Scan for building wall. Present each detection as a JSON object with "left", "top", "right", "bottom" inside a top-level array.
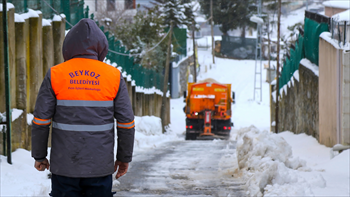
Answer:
[
  {"left": 324, "top": 7, "right": 347, "bottom": 17},
  {"left": 319, "top": 35, "right": 344, "bottom": 147},
  {"left": 84, "top": 0, "right": 97, "bottom": 13},
  {"left": 342, "top": 50, "right": 350, "bottom": 145},
  {"left": 85, "top": 0, "right": 125, "bottom": 16}
]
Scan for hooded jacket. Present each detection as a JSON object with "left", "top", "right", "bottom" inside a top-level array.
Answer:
[{"left": 31, "top": 18, "right": 135, "bottom": 178}]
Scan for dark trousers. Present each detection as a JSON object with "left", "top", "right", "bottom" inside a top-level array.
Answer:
[{"left": 50, "top": 174, "right": 113, "bottom": 197}]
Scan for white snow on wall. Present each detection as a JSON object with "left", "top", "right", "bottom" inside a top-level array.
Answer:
[
  {"left": 0, "top": 3, "right": 14, "bottom": 11},
  {"left": 27, "top": 113, "right": 34, "bottom": 125},
  {"left": 293, "top": 70, "right": 300, "bottom": 82},
  {"left": 272, "top": 90, "right": 277, "bottom": 102},
  {"left": 323, "top": 1, "right": 350, "bottom": 9},
  {"left": 300, "top": 58, "right": 319, "bottom": 76},
  {"left": 271, "top": 79, "right": 276, "bottom": 85},
  {"left": 52, "top": 14, "right": 65, "bottom": 22},
  {"left": 127, "top": 74, "right": 132, "bottom": 82},
  {"left": 103, "top": 58, "right": 166, "bottom": 95},
  {"left": 320, "top": 31, "right": 350, "bottom": 50},
  {"left": 42, "top": 19, "right": 51, "bottom": 27},
  {"left": 332, "top": 9, "right": 350, "bottom": 22},
  {"left": 0, "top": 109, "right": 23, "bottom": 122},
  {"left": 35, "top": 10, "right": 42, "bottom": 15},
  {"left": 21, "top": 9, "right": 39, "bottom": 19},
  {"left": 14, "top": 13, "right": 25, "bottom": 23}
]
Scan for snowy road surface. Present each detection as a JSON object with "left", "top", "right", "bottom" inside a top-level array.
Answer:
[{"left": 113, "top": 140, "right": 245, "bottom": 197}]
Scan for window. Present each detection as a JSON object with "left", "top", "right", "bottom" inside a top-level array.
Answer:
[
  {"left": 125, "top": 0, "right": 135, "bottom": 9},
  {"left": 107, "top": 0, "right": 115, "bottom": 11}
]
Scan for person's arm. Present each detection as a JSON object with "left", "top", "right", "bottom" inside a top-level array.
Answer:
[
  {"left": 31, "top": 69, "right": 56, "bottom": 170},
  {"left": 114, "top": 73, "right": 135, "bottom": 178}
]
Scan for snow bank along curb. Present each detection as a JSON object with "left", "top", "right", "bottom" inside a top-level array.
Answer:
[{"left": 235, "top": 126, "right": 326, "bottom": 196}]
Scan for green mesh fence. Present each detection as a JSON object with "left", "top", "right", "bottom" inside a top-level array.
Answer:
[
  {"left": 279, "top": 34, "right": 305, "bottom": 90},
  {"left": 99, "top": 23, "right": 165, "bottom": 91},
  {"left": 278, "top": 11, "right": 329, "bottom": 90},
  {"left": 8, "top": 0, "right": 169, "bottom": 91},
  {"left": 165, "top": 27, "right": 187, "bottom": 57},
  {"left": 8, "top": 0, "right": 85, "bottom": 29},
  {"left": 304, "top": 18, "right": 329, "bottom": 65}
]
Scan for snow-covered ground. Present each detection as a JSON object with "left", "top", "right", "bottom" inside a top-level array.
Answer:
[{"left": 2, "top": 47, "right": 349, "bottom": 196}]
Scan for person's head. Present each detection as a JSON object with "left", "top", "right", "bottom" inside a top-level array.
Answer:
[{"left": 62, "top": 18, "right": 108, "bottom": 62}]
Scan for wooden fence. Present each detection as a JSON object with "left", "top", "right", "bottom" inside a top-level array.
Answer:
[{"left": 0, "top": 8, "right": 170, "bottom": 154}]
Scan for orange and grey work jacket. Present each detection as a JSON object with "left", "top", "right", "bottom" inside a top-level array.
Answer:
[{"left": 31, "top": 18, "right": 135, "bottom": 178}]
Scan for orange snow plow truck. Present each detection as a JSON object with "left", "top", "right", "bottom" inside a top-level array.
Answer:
[{"left": 184, "top": 78, "right": 235, "bottom": 140}]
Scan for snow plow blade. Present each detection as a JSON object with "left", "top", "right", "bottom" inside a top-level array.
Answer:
[{"left": 196, "top": 134, "right": 229, "bottom": 140}]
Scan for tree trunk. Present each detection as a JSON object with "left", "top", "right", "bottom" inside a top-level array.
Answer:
[
  {"left": 275, "top": 0, "right": 281, "bottom": 133},
  {"left": 240, "top": 25, "right": 246, "bottom": 38}
]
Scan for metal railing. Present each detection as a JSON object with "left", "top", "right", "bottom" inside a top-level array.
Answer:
[{"left": 330, "top": 18, "right": 348, "bottom": 47}]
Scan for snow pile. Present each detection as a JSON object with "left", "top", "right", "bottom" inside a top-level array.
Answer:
[
  {"left": 135, "top": 116, "right": 162, "bottom": 136},
  {"left": 0, "top": 149, "right": 51, "bottom": 196},
  {"left": 132, "top": 115, "right": 183, "bottom": 151},
  {"left": 235, "top": 126, "right": 326, "bottom": 196}
]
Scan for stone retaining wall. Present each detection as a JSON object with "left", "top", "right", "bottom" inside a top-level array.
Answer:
[{"left": 271, "top": 63, "right": 319, "bottom": 140}]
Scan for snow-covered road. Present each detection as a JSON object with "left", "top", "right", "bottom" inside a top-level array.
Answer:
[{"left": 114, "top": 140, "right": 244, "bottom": 196}]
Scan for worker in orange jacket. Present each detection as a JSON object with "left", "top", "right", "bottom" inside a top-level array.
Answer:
[{"left": 31, "top": 18, "right": 135, "bottom": 197}]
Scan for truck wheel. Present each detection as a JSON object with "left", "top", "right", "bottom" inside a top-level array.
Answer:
[{"left": 185, "top": 133, "right": 197, "bottom": 140}]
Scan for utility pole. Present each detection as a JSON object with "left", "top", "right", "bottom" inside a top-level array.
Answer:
[
  {"left": 210, "top": 0, "right": 215, "bottom": 64},
  {"left": 267, "top": 17, "right": 271, "bottom": 84},
  {"left": 2, "top": 0, "right": 12, "bottom": 164},
  {"left": 253, "top": 0, "right": 263, "bottom": 102},
  {"left": 192, "top": 21, "right": 197, "bottom": 82},
  {"left": 161, "top": 22, "right": 173, "bottom": 133},
  {"left": 275, "top": 0, "right": 281, "bottom": 133}
]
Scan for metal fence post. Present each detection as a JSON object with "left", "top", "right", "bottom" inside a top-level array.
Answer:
[
  {"left": 344, "top": 22, "right": 347, "bottom": 46},
  {"left": 2, "top": 0, "right": 12, "bottom": 164}
]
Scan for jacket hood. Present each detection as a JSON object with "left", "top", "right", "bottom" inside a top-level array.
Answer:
[{"left": 62, "top": 18, "right": 108, "bottom": 62}]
